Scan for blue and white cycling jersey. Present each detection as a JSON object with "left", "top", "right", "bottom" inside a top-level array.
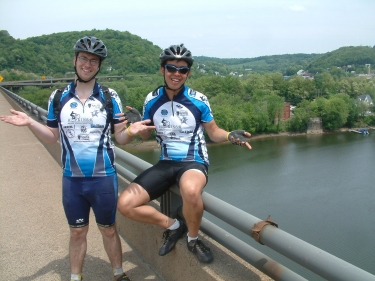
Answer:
[
  {"left": 143, "top": 86, "right": 213, "bottom": 166},
  {"left": 46, "top": 82, "right": 123, "bottom": 177}
]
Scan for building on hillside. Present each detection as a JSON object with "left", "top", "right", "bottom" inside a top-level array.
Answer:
[
  {"left": 356, "top": 94, "right": 373, "bottom": 115},
  {"left": 274, "top": 102, "right": 291, "bottom": 125}
]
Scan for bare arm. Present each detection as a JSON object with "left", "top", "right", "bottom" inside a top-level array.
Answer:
[
  {"left": 203, "top": 120, "right": 252, "bottom": 149},
  {"left": 0, "top": 109, "right": 59, "bottom": 144},
  {"left": 202, "top": 120, "right": 229, "bottom": 143}
]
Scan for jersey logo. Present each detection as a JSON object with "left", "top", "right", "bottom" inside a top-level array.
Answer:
[
  {"left": 70, "top": 102, "right": 78, "bottom": 109},
  {"left": 161, "top": 109, "right": 168, "bottom": 116},
  {"left": 161, "top": 119, "right": 170, "bottom": 126}
]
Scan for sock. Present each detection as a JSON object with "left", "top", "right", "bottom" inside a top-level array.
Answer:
[
  {"left": 187, "top": 233, "right": 198, "bottom": 243},
  {"left": 113, "top": 268, "right": 124, "bottom": 276},
  {"left": 167, "top": 219, "right": 180, "bottom": 230},
  {"left": 70, "top": 273, "right": 82, "bottom": 281}
]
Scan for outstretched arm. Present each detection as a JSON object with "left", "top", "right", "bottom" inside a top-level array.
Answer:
[
  {"left": 0, "top": 109, "right": 59, "bottom": 144},
  {"left": 202, "top": 120, "right": 252, "bottom": 149}
]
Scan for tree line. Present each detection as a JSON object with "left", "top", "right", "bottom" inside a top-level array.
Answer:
[
  {"left": 1, "top": 29, "right": 374, "bottom": 135},
  {"left": 5, "top": 69, "right": 375, "bottom": 135}
]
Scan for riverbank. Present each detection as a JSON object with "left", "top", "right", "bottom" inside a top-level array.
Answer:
[
  {"left": 120, "top": 132, "right": 307, "bottom": 151},
  {"left": 119, "top": 127, "right": 373, "bottom": 151}
]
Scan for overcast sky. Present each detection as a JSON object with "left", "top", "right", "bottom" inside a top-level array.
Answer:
[{"left": 1, "top": 0, "right": 374, "bottom": 58}]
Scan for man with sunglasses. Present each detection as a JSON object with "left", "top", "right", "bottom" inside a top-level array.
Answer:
[
  {"left": 0, "top": 36, "right": 155, "bottom": 281},
  {"left": 118, "top": 44, "right": 252, "bottom": 263}
]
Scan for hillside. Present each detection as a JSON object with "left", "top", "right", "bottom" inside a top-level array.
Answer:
[
  {"left": 194, "top": 53, "right": 321, "bottom": 75},
  {"left": 0, "top": 29, "right": 374, "bottom": 77},
  {"left": 307, "top": 46, "right": 375, "bottom": 73},
  {"left": 0, "top": 29, "right": 162, "bottom": 77}
]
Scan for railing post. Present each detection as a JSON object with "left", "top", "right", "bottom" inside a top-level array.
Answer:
[{"left": 160, "top": 190, "right": 183, "bottom": 219}]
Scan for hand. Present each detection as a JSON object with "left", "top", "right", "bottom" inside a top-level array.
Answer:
[
  {"left": 228, "top": 130, "right": 252, "bottom": 149},
  {"left": 127, "top": 119, "right": 155, "bottom": 136},
  {"left": 0, "top": 109, "right": 31, "bottom": 126},
  {"left": 124, "top": 106, "right": 142, "bottom": 124}
]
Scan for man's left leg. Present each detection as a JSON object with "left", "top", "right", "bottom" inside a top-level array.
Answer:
[
  {"left": 98, "top": 224, "right": 131, "bottom": 281},
  {"left": 93, "top": 175, "right": 132, "bottom": 281},
  {"left": 179, "top": 169, "right": 214, "bottom": 263}
]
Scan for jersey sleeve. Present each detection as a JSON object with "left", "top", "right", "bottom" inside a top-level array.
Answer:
[
  {"left": 109, "top": 88, "right": 124, "bottom": 125},
  {"left": 142, "top": 91, "right": 155, "bottom": 123},
  {"left": 194, "top": 90, "right": 214, "bottom": 123},
  {"left": 46, "top": 89, "right": 59, "bottom": 128}
]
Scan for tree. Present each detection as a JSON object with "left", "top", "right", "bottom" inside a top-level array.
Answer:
[{"left": 322, "top": 96, "right": 349, "bottom": 130}]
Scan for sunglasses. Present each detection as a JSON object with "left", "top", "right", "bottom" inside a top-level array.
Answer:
[{"left": 164, "top": 64, "right": 190, "bottom": 74}]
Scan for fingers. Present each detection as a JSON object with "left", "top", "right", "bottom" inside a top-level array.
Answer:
[
  {"left": 244, "top": 142, "right": 252, "bottom": 149},
  {"left": 229, "top": 135, "right": 252, "bottom": 149},
  {"left": 115, "top": 113, "right": 127, "bottom": 121},
  {"left": 142, "top": 119, "right": 152, "bottom": 125}
]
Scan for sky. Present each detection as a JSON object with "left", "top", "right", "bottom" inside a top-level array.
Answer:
[{"left": 1, "top": 0, "right": 374, "bottom": 59}]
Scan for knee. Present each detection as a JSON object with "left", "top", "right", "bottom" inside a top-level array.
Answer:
[
  {"left": 117, "top": 184, "right": 148, "bottom": 218},
  {"left": 181, "top": 187, "right": 202, "bottom": 206},
  {"left": 99, "top": 225, "right": 117, "bottom": 239},
  {"left": 70, "top": 227, "right": 88, "bottom": 241},
  {"left": 117, "top": 195, "right": 134, "bottom": 218}
]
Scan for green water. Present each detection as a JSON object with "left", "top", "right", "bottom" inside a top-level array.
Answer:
[{"left": 119, "top": 131, "right": 375, "bottom": 280}]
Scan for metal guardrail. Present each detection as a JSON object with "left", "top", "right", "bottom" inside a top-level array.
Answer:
[{"left": 2, "top": 86, "right": 375, "bottom": 281}]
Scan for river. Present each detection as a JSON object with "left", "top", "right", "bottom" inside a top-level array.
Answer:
[{"left": 119, "top": 131, "right": 375, "bottom": 280}]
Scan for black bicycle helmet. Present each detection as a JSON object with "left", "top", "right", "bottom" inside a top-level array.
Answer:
[
  {"left": 160, "top": 43, "right": 194, "bottom": 67},
  {"left": 73, "top": 36, "right": 107, "bottom": 60}
]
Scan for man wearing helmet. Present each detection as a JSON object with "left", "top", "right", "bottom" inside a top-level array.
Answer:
[
  {"left": 0, "top": 36, "right": 154, "bottom": 281},
  {"left": 117, "top": 44, "right": 252, "bottom": 263}
]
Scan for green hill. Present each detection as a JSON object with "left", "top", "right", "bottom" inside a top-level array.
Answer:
[
  {"left": 307, "top": 46, "right": 375, "bottom": 73},
  {"left": 0, "top": 29, "right": 374, "bottom": 77},
  {"left": 0, "top": 29, "right": 162, "bottom": 77},
  {"left": 194, "top": 53, "right": 321, "bottom": 75}
]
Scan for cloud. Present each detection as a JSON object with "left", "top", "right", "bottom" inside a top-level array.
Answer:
[{"left": 288, "top": 5, "right": 306, "bottom": 12}]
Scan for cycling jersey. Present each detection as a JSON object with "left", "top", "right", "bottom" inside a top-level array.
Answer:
[
  {"left": 46, "top": 81, "right": 123, "bottom": 177},
  {"left": 142, "top": 86, "right": 213, "bottom": 166}
]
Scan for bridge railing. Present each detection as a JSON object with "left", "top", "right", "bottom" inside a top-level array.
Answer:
[{"left": 2, "top": 86, "right": 374, "bottom": 281}]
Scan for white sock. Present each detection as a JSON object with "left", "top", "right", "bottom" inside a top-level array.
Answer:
[
  {"left": 70, "top": 273, "right": 82, "bottom": 281},
  {"left": 187, "top": 233, "right": 198, "bottom": 243},
  {"left": 113, "top": 268, "right": 124, "bottom": 276},
  {"left": 167, "top": 219, "right": 180, "bottom": 230}
]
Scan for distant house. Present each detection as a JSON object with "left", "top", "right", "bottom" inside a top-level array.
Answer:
[
  {"left": 357, "top": 94, "right": 373, "bottom": 105},
  {"left": 356, "top": 94, "right": 373, "bottom": 115},
  {"left": 297, "top": 69, "right": 305, "bottom": 76}
]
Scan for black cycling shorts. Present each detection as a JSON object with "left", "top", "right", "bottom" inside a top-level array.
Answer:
[{"left": 133, "top": 160, "right": 208, "bottom": 201}]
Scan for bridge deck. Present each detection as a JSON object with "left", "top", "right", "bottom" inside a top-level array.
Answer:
[{"left": 0, "top": 93, "right": 162, "bottom": 281}]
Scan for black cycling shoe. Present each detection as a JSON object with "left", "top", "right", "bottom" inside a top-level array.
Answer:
[
  {"left": 158, "top": 220, "right": 187, "bottom": 256},
  {"left": 114, "top": 272, "right": 132, "bottom": 281},
  {"left": 187, "top": 237, "right": 214, "bottom": 263}
]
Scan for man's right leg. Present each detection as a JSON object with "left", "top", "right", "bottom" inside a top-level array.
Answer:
[
  {"left": 117, "top": 182, "right": 173, "bottom": 228},
  {"left": 63, "top": 176, "right": 91, "bottom": 280},
  {"left": 69, "top": 226, "right": 89, "bottom": 278},
  {"left": 118, "top": 183, "right": 186, "bottom": 256}
]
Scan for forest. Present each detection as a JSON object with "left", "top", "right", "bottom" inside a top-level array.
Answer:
[{"left": 1, "top": 29, "right": 375, "bottom": 135}]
